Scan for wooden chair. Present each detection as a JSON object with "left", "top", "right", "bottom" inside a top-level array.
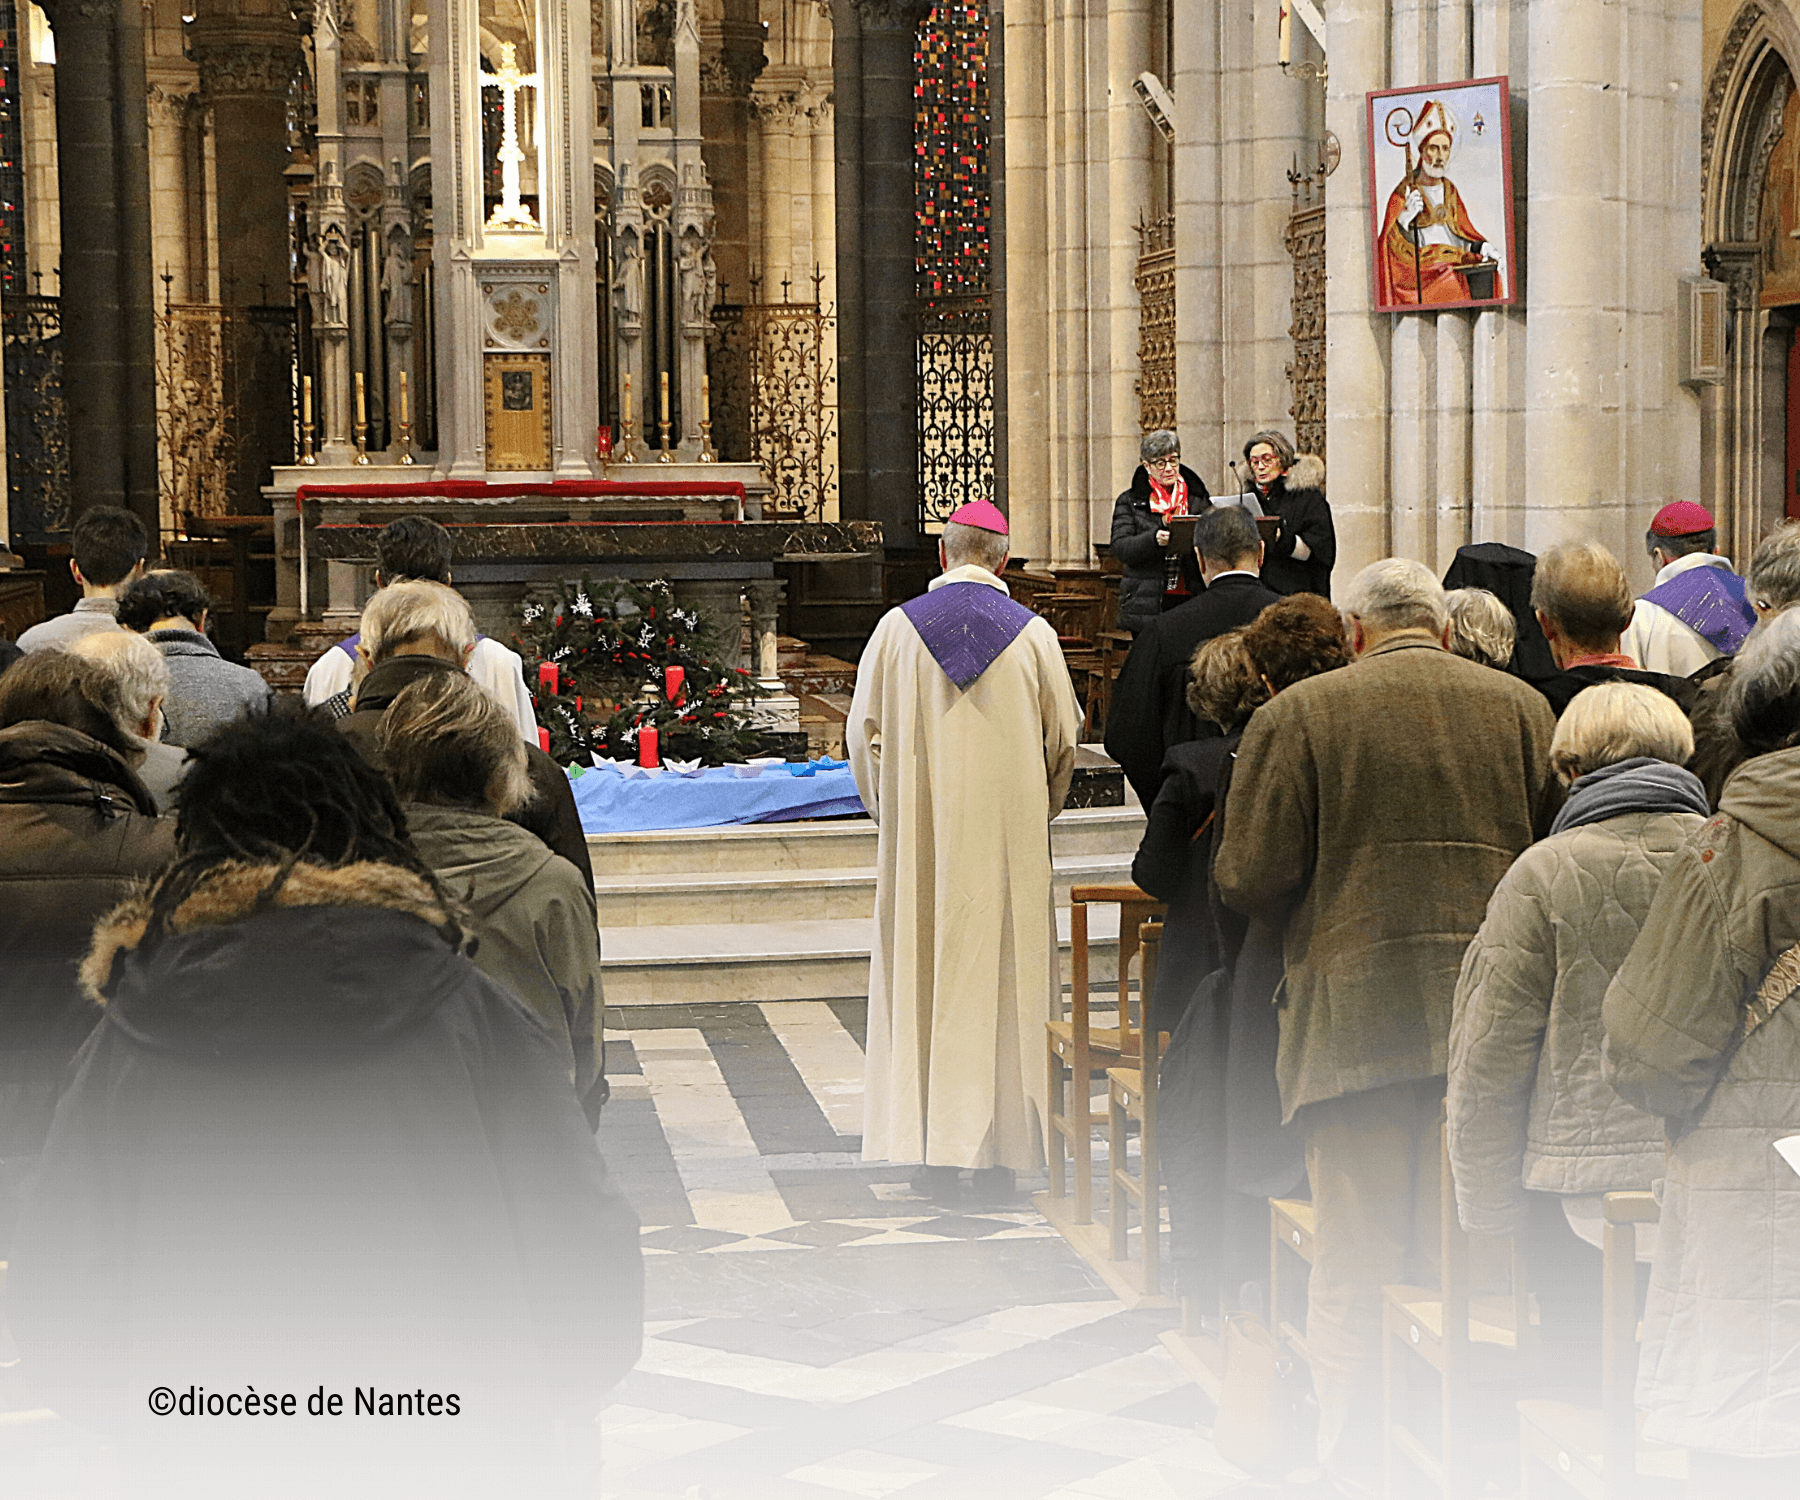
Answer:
[
  {"left": 1082, "top": 628, "right": 1134, "bottom": 740},
  {"left": 1518, "top": 1193, "right": 1686, "bottom": 1499},
  {"left": 1270, "top": 1197, "right": 1317, "bottom": 1365},
  {"left": 1046, "top": 884, "right": 1166, "bottom": 1225},
  {"left": 1383, "top": 1107, "right": 1533, "bottom": 1498},
  {"left": 1106, "top": 919, "right": 1167, "bottom": 1294}
]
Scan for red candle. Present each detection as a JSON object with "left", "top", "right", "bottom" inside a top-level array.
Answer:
[
  {"left": 537, "top": 727, "right": 550, "bottom": 753},
  {"left": 538, "top": 662, "right": 559, "bottom": 693},
  {"left": 664, "top": 666, "right": 686, "bottom": 703},
  {"left": 637, "top": 726, "right": 660, "bottom": 768}
]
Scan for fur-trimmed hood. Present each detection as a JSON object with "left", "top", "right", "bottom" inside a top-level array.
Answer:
[
  {"left": 1287, "top": 453, "right": 1325, "bottom": 493},
  {"left": 83, "top": 861, "right": 471, "bottom": 1062}
]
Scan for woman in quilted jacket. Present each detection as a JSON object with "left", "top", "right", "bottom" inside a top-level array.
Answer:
[
  {"left": 1448, "top": 683, "right": 1708, "bottom": 1402},
  {"left": 1603, "top": 610, "right": 1800, "bottom": 1497}
]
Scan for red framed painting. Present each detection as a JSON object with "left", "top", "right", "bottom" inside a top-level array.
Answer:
[{"left": 1367, "top": 76, "right": 1517, "bottom": 313}]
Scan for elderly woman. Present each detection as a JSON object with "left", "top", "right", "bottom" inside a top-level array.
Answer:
[
  {"left": 9, "top": 707, "right": 641, "bottom": 1496},
  {"left": 1448, "top": 684, "right": 1707, "bottom": 1402},
  {"left": 1241, "top": 429, "right": 1335, "bottom": 598},
  {"left": 69, "top": 628, "right": 187, "bottom": 812},
  {"left": 1144, "top": 594, "right": 1352, "bottom": 1318},
  {"left": 381, "top": 670, "right": 607, "bottom": 1126},
  {"left": 1444, "top": 586, "right": 1517, "bottom": 671},
  {"left": 0, "top": 652, "right": 174, "bottom": 1192},
  {"left": 1603, "top": 610, "right": 1800, "bottom": 1496},
  {"left": 116, "top": 568, "right": 271, "bottom": 747},
  {"left": 1110, "top": 429, "right": 1212, "bottom": 635}
]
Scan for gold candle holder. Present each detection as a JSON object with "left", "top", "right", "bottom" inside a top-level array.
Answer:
[
  {"left": 396, "top": 369, "right": 416, "bottom": 464},
  {"left": 657, "top": 370, "right": 673, "bottom": 462},
  {"left": 699, "top": 373, "right": 715, "bottom": 462},
  {"left": 353, "top": 371, "right": 371, "bottom": 465},
  {"left": 618, "top": 372, "right": 638, "bottom": 463},
  {"left": 300, "top": 373, "right": 317, "bottom": 465}
]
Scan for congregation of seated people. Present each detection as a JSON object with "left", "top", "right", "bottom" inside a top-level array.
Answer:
[{"left": 3, "top": 487, "right": 1800, "bottom": 1497}]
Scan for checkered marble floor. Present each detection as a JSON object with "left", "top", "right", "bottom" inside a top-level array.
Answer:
[{"left": 596, "top": 1001, "right": 1289, "bottom": 1500}]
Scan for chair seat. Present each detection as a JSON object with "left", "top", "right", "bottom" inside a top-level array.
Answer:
[
  {"left": 1385, "top": 1284, "right": 1521, "bottom": 1349},
  {"left": 1271, "top": 1198, "right": 1315, "bottom": 1259},
  {"left": 1047, "top": 1020, "right": 1137, "bottom": 1061},
  {"left": 1517, "top": 1400, "right": 1688, "bottom": 1484},
  {"left": 1106, "top": 1064, "right": 1145, "bottom": 1103}
]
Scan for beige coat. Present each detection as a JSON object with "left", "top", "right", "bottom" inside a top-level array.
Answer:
[
  {"left": 849, "top": 565, "right": 1081, "bottom": 1170},
  {"left": 1604, "top": 748, "right": 1800, "bottom": 1455},
  {"left": 1215, "top": 634, "right": 1560, "bottom": 1120}
]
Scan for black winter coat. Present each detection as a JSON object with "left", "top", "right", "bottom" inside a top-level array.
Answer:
[
  {"left": 10, "top": 860, "right": 642, "bottom": 1493},
  {"left": 0, "top": 722, "right": 174, "bottom": 1160},
  {"left": 339, "top": 652, "right": 595, "bottom": 893},
  {"left": 1110, "top": 464, "right": 1211, "bottom": 634},
  {"left": 1104, "top": 573, "right": 1280, "bottom": 807},
  {"left": 1253, "top": 470, "right": 1336, "bottom": 598}
]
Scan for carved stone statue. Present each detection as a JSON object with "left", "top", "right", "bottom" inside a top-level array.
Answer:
[
  {"left": 308, "top": 223, "right": 351, "bottom": 327},
  {"left": 382, "top": 229, "right": 413, "bottom": 328},
  {"left": 614, "top": 230, "right": 642, "bottom": 325}
]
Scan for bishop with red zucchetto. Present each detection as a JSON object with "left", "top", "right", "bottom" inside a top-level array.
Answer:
[{"left": 848, "top": 498, "right": 1081, "bottom": 1205}]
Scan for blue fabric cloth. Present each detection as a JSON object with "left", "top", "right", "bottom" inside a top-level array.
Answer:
[
  {"left": 899, "top": 581, "right": 1036, "bottom": 688},
  {"left": 567, "top": 761, "right": 865, "bottom": 833}
]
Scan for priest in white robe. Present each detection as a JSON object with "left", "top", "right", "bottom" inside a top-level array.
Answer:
[{"left": 849, "top": 499, "right": 1082, "bottom": 1203}]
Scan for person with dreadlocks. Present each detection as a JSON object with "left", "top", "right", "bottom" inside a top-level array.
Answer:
[{"left": 7, "top": 706, "right": 642, "bottom": 1499}]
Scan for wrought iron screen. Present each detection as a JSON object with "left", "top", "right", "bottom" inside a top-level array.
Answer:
[
  {"left": 156, "top": 303, "right": 296, "bottom": 529},
  {"left": 916, "top": 295, "right": 993, "bottom": 527},
  {"left": 2, "top": 294, "right": 66, "bottom": 540},
  {"left": 709, "top": 298, "right": 838, "bottom": 521},
  {"left": 1134, "top": 214, "right": 1176, "bottom": 432}
]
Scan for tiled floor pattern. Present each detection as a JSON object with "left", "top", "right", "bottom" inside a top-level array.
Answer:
[{"left": 597, "top": 1001, "right": 1307, "bottom": 1500}]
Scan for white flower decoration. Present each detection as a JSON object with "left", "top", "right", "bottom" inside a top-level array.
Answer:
[
  {"left": 522, "top": 602, "right": 544, "bottom": 623},
  {"left": 638, "top": 625, "right": 656, "bottom": 647},
  {"left": 573, "top": 593, "right": 593, "bottom": 617}
]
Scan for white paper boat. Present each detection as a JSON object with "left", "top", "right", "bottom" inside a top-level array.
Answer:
[
  {"left": 665, "top": 758, "right": 705, "bottom": 777},
  {"left": 732, "top": 762, "right": 766, "bottom": 778}
]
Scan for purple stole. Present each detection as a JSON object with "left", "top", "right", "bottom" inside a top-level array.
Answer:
[
  {"left": 1640, "top": 566, "right": 1756, "bottom": 655},
  {"left": 337, "top": 629, "right": 486, "bottom": 659},
  {"left": 900, "top": 582, "right": 1037, "bottom": 689}
]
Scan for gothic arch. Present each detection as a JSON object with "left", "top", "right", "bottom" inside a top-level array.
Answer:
[{"left": 1702, "top": 2, "right": 1800, "bottom": 561}]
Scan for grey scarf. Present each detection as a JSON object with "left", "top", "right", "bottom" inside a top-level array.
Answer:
[{"left": 1550, "top": 756, "right": 1710, "bottom": 835}]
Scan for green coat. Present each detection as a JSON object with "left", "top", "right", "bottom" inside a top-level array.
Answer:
[
  {"left": 1603, "top": 748, "right": 1800, "bottom": 1454},
  {"left": 1214, "top": 634, "right": 1559, "bottom": 1119},
  {"left": 406, "top": 804, "right": 605, "bottom": 1117}
]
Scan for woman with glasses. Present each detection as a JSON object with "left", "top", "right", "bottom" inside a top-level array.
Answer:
[
  {"left": 1110, "top": 429, "right": 1212, "bottom": 635},
  {"left": 1240, "top": 430, "right": 1335, "bottom": 598}
]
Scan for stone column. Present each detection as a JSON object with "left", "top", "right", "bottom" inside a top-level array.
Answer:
[
  {"left": 745, "top": 577, "right": 800, "bottom": 726},
  {"left": 832, "top": 0, "right": 866, "bottom": 526},
  {"left": 754, "top": 85, "right": 797, "bottom": 291},
  {"left": 842, "top": 0, "right": 933, "bottom": 554},
  {"left": 699, "top": 5, "right": 765, "bottom": 300},
  {"left": 1002, "top": 0, "right": 1049, "bottom": 564},
  {"left": 40, "top": 0, "right": 159, "bottom": 534}
]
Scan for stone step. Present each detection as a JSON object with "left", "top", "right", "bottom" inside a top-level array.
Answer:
[
  {"left": 591, "top": 849, "right": 1138, "bottom": 926},
  {"left": 600, "top": 906, "right": 1125, "bottom": 1006},
  {"left": 586, "top": 801, "right": 1145, "bottom": 877}
]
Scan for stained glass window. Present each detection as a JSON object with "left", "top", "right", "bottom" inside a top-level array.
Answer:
[{"left": 914, "top": 4, "right": 988, "bottom": 302}]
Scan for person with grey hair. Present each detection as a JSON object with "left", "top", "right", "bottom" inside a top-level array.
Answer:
[
  {"left": 1530, "top": 541, "right": 1695, "bottom": 718},
  {"left": 1449, "top": 683, "right": 1706, "bottom": 1405},
  {"left": 1241, "top": 429, "right": 1335, "bottom": 598},
  {"left": 1110, "top": 428, "right": 1212, "bottom": 635},
  {"left": 335, "top": 579, "right": 593, "bottom": 889},
  {"left": 68, "top": 629, "right": 188, "bottom": 813},
  {"left": 849, "top": 498, "right": 1082, "bottom": 1205},
  {"left": 1214, "top": 555, "right": 1558, "bottom": 1493},
  {"left": 1104, "top": 503, "right": 1277, "bottom": 805},
  {"left": 382, "top": 671, "right": 609, "bottom": 1127},
  {"left": 1602, "top": 607, "right": 1800, "bottom": 1494},
  {"left": 1444, "top": 587, "right": 1516, "bottom": 670}
]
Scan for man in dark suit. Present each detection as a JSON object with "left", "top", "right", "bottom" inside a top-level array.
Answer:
[{"left": 1104, "top": 506, "right": 1278, "bottom": 805}]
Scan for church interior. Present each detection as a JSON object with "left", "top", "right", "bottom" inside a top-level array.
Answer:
[{"left": 4, "top": 0, "right": 1800, "bottom": 1494}]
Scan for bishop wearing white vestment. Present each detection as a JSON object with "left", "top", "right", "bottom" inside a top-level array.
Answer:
[{"left": 849, "top": 500, "right": 1081, "bottom": 1194}]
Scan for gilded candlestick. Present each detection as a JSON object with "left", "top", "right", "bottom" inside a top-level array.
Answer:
[
  {"left": 699, "top": 372, "right": 715, "bottom": 462},
  {"left": 300, "top": 374, "right": 317, "bottom": 465},
  {"left": 619, "top": 372, "right": 638, "bottom": 462},
  {"left": 658, "top": 370, "right": 673, "bottom": 461},
  {"left": 353, "top": 371, "right": 370, "bottom": 465},
  {"left": 396, "top": 369, "right": 416, "bottom": 464}
]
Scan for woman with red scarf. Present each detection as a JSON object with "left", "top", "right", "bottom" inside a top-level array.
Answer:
[{"left": 1110, "top": 430, "right": 1212, "bottom": 635}]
